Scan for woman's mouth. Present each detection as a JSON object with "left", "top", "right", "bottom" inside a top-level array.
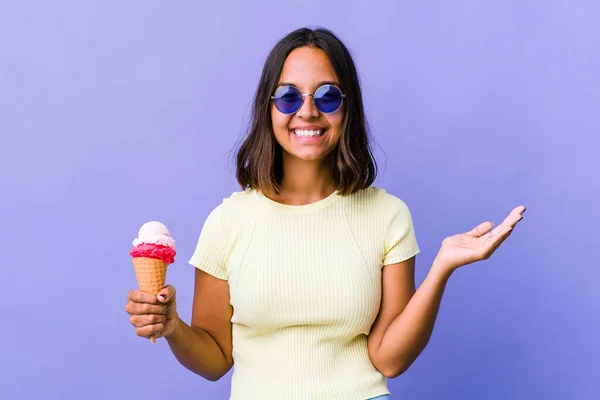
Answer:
[{"left": 291, "top": 129, "right": 326, "bottom": 138}]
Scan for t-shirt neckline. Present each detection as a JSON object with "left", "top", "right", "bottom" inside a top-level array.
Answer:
[{"left": 255, "top": 188, "right": 341, "bottom": 214}]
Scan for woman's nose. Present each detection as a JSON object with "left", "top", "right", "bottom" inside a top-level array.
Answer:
[{"left": 296, "top": 95, "right": 319, "bottom": 119}]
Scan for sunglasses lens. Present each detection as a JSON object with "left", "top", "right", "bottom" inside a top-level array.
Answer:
[
  {"left": 314, "top": 85, "right": 343, "bottom": 113},
  {"left": 273, "top": 86, "right": 302, "bottom": 114}
]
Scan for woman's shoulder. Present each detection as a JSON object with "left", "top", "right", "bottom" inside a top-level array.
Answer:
[
  {"left": 224, "top": 187, "right": 256, "bottom": 202},
  {"left": 342, "top": 186, "right": 413, "bottom": 225},
  {"left": 201, "top": 188, "right": 259, "bottom": 233},
  {"left": 213, "top": 188, "right": 258, "bottom": 213},
  {"left": 348, "top": 185, "right": 409, "bottom": 209}
]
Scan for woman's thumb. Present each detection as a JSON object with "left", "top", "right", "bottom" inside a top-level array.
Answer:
[
  {"left": 469, "top": 221, "right": 494, "bottom": 238},
  {"left": 157, "top": 285, "right": 175, "bottom": 303}
]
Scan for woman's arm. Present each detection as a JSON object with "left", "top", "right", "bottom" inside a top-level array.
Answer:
[
  {"left": 368, "top": 205, "right": 526, "bottom": 378},
  {"left": 163, "top": 268, "right": 234, "bottom": 381},
  {"left": 367, "top": 257, "right": 451, "bottom": 378}
]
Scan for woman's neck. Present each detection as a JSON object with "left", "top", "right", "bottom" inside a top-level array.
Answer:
[{"left": 269, "top": 156, "right": 337, "bottom": 205}]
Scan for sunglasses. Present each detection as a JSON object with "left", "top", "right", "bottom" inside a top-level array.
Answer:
[{"left": 271, "top": 84, "right": 346, "bottom": 114}]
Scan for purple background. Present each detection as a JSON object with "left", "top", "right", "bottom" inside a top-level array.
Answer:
[{"left": 2, "top": 1, "right": 598, "bottom": 399}]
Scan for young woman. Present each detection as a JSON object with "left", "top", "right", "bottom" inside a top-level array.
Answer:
[{"left": 125, "top": 27, "right": 525, "bottom": 399}]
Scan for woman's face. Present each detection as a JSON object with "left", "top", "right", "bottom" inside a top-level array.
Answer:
[{"left": 271, "top": 46, "right": 344, "bottom": 163}]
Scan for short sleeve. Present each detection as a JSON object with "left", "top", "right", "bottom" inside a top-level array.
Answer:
[
  {"left": 188, "top": 204, "right": 230, "bottom": 280},
  {"left": 382, "top": 194, "right": 420, "bottom": 266}
]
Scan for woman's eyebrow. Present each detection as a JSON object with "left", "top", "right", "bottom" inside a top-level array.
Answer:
[{"left": 277, "top": 80, "right": 341, "bottom": 88}]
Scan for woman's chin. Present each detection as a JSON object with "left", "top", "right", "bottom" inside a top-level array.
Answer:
[{"left": 283, "top": 148, "right": 334, "bottom": 163}]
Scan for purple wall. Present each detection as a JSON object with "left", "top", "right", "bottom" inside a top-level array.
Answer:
[{"left": 2, "top": 1, "right": 598, "bottom": 399}]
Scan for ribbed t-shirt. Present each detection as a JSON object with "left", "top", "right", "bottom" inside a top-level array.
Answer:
[{"left": 189, "top": 186, "right": 420, "bottom": 399}]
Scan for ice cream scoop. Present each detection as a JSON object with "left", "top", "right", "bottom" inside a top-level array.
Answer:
[{"left": 132, "top": 221, "right": 176, "bottom": 249}]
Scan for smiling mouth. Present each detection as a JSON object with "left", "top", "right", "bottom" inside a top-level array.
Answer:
[{"left": 291, "top": 129, "right": 326, "bottom": 138}]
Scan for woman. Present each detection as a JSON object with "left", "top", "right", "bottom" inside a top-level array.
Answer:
[{"left": 125, "top": 27, "right": 525, "bottom": 399}]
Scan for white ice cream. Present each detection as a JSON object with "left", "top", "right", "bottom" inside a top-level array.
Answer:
[{"left": 132, "top": 221, "right": 176, "bottom": 249}]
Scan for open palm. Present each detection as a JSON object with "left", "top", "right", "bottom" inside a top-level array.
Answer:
[{"left": 436, "top": 205, "right": 526, "bottom": 272}]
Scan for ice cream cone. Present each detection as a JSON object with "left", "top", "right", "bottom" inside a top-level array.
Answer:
[{"left": 132, "top": 256, "right": 168, "bottom": 343}]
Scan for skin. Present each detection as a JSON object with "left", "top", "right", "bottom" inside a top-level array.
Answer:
[{"left": 125, "top": 45, "right": 527, "bottom": 381}]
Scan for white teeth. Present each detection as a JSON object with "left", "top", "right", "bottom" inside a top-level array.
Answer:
[{"left": 293, "top": 129, "right": 325, "bottom": 137}]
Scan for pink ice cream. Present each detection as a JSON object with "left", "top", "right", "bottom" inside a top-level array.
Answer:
[{"left": 129, "top": 221, "right": 176, "bottom": 264}]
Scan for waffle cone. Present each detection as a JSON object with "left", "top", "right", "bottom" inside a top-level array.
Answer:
[
  {"left": 132, "top": 257, "right": 168, "bottom": 343},
  {"left": 132, "top": 257, "right": 168, "bottom": 294}
]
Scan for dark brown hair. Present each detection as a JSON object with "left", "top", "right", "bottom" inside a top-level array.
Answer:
[{"left": 236, "top": 27, "right": 377, "bottom": 196}]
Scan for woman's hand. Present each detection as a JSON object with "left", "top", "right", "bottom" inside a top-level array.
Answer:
[
  {"left": 434, "top": 205, "right": 526, "bottom": 274},
  {"left": 125, "top": 285, "right": 178, "bottom": 340}
]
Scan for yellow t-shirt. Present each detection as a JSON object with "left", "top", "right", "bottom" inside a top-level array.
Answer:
[{"left": 189, "top": 186, "right": 420, "bottom": 400}]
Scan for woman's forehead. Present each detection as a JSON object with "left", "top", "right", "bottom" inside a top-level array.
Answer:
[{"left": 278, "top": 47, "right": 339, "bottom": 89}]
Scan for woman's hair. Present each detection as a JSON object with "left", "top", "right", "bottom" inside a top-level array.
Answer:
[{"left": 236, "top": 27, "right": 377, "bottom": 196}]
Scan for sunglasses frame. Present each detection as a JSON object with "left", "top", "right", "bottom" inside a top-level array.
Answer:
[{"left": 271, "top": 84, "right": 346, "bottom": 115}]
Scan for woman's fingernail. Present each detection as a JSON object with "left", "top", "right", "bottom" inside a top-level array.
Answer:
[{"left": 159, "top": 294, "right": 167, "bottom": 301}]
